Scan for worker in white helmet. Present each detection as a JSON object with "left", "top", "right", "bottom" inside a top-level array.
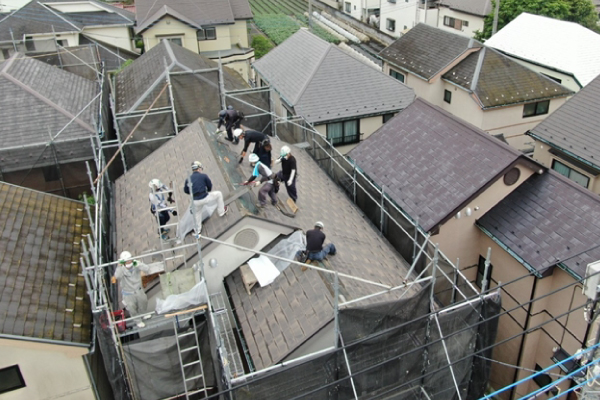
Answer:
[
  {"left": 148, "top": 179, "right": 176, "bottom": 240},
  {"left": 184, "top": 161, "right": 228, "bottom": 236},
  {"left": 296, "top": 221, "right": 336, "bottom": 266},
  {"left": 111, "top": 251, "right": 152, "bottom": 328},
  {"left": 243, "top": 153, "right": 278, "bottom": 208},
  {"left": 275, "top": 145, "right": 297, "bottom": 202}
]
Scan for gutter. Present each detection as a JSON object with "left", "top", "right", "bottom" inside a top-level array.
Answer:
[
  {"left": 527, "top": 131, "right": 600, "bottom": 172},
  {"left": 0, "top": 333, "right": 89, "bottom": 348}
]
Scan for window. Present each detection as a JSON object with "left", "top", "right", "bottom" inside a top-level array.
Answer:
[
  {"left": 386, "top": 18, "right": 396, "bottom": 32},
  {"left": 476, "top": 256, "right": 493, "bottom": 289},
  {"left": 542, "top": 73, "right": 562, "bottom": 84},
  {"left": 56, "top": 39, "right": 67, "bottom": 47},
  {"left": 388, "top": 0, "right": 396, "bottom": 3},
  {"left": 25, "top": 36, "right": 35, "bottom": 51},
  {"left": 444, "top": 89, "right": 452, "bottom": 104},
  {"left": 159, "top": 36, "right": 183, "bottom": 46},
  {"left": 1, "top": 48, "right": 10, "bottom": 59},
  {"left": 345, "top": 2, "right": 351, "bottom": 12},
  {"left": 327, "top": 119, "right": 360, "bottom": 146},
  {"left": 42, "top": 165, "right": 60, "bottom": 182},
  {"left": 389, "top": 69, "right": 404, "bottom": 83},
  {"left": 552, "top": 160, "right": 590, "bottom": 188},
  {"left": 443, "top": 16, "right": 465, "bottom": 30},
  {"left": 383, "top": 113, "right": 395, "bottom": 123},
  {"left": 523, "top": 100, "right": 549, "bottom": 118},
  {"left": 0, "top": 365, "right": 26, "bottom": 394},
  {"left": 198, "top": 27, "right": 216, "bottom": 41},
  {"left": 463, "top": 20, "right": 469, "bottom": 27}
]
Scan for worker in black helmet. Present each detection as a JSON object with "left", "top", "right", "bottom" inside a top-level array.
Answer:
[
  {"left": 236, "top": 128, "right": 272, "bottom": 167},
  {"left": 224, "top": 106, "right": 244, "bottom": 143}
]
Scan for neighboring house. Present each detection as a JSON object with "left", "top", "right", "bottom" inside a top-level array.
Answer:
[
  {"left": 349, "top": 97, "right": 597, "bottom": 398},
  {"left": 436, "top": 0, "right": 491, "bottom": 37},
  {"left": 0, "top": 0, "right": 29, "bottom": 12},
  {"left": 379, "top": 0, "right": 438, "bottom": 37},
  {"left": 0, "top": 182, "right": 100, "bottom": 399},
  {"left": 0, "top": 0, "right": 136, "bottom": 60},
  {"left": 340, "top": 0, "right": 379, "bottom": 21},
  {"left": 485, "top": 13, "right": 600, "bottom": 92},
  {"left": 378, "top": 24, "right": 573, "bottom": 151},
  {"left": 528, "top": 74, "right": 600, "bottom": 193},
  {"left": 253, "top": 28, "right": 415, "bottom": 154},
  {"left": 0, "top": 53, "right": 103, "bottom": 199},
  {"left": 134, "top": 0, "right": 254, "bottom": 82}
]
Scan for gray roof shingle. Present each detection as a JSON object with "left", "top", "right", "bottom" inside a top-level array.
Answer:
[
  {"left": 477, "top": 170, "right": 600, "bottom": 278},
  {"left": 348, "top": 98, "right": 527, "bottom": 232},
  {"left": 379, "top": 23, "right": 482, "bottom": 81},
  {"left": 529, "top": 73, "right": 600, "bottom": 170},
  {"left": 438, "top": 0, "right": 492, "bottom": 16},
  {"left": 0, "top": 54, "right": 99, "bottom": 171},
  {"left": 115, "top": 118, "right": 418, "bottom": 369},
  {"left": 253, "top": 29, "right": 415, "bottom": 124},
  {"left": 0, "top": 182, "right": 92, "bottom": 343}
]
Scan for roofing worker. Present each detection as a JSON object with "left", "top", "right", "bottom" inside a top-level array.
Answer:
[
  {"left": 184, "top": 161, "right": 228, "bottom": 235},
  {"left": 217, "top": 108, "right": 228, "bottom": 133},
  {"left": 235, "top": 128, "right": 273, "bottom": 167},
  {"left": 243, "top": 153, "right": 278, "bottom": 208},
  {"left": 275, "top": 145, "right": 297, "bottom": 203},
  {"left": 148, "top": 179, "right": 177, "bottom": 240},
  {"left": 111, "top": 251, "right": 152, "bottom": 329},
  {"left": 296, "top": 222, "right": 336, "bottom": 265},
  {"left": 224, "top": 106, "right": 244, "bottom": 143}
]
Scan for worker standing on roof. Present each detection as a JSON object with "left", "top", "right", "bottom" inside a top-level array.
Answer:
[
  {"left": 224, "top": 106, "right": 244, "bottom": 143},
  {"left": 236, "top": 128, "right": 273, "bottom": 167},
  {"left": 243, "top": 153, "right": 278, "bottom": 208},
  {"left": 184, "top": 161, "right": 229, "bottom": 235},
  {"left": 296, "top": 222, "right": 336, "bottom": 264},
  {"left": 111, "top": 251, "right": 152, "bottom": 329},
  {"left": 149, "top": 179, "right": 177, "bottom": 240},
  {"left": 275, "top": 145, "right": 297, "bottom": 203}
]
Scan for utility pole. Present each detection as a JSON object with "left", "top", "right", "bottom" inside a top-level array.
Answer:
[
  {"left": 308, "top": 0, "right": 313, "bottom": 28},
  {"left": 491, "top": 0, "right": 500, "bottom": 36}
]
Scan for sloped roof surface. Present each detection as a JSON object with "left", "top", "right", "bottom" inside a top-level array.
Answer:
[
  {"left": 349, "top": 98, "right": 523, "bottom": 232},
  {"left": 254, "top": 29, "right": 414, "bottom": 124},
  {"left": 135, "top": 0, "right": 238, "bottom": 29},
  {"left": 379, "top": 23, "right": 481, "bottom": 81},
  {"left": 439, "top": 0, "right": 492, "bottom": 16},
  {"left": 0, "top": 54, "right": 99, "bottom": 171},
  {"left": 115, "top": 118, "right": 417, "bottom": 369},
  {"left": 443, "top": 47, "right": 573, "bottom": 108},
  {"left": 228, "top": 0, "right": 253, "bottom": 19},
  {"left": 529, "top": 74, "right": 600, "bottom": 169},
  {"left": 485, "top": 13, "right": 600, "bottom": 87},
  {"left": 0, "top": 182, "right": 92, "bottom": 343},
  {"left": 477, "top": 170, "right": 600, "bottom": 278}
]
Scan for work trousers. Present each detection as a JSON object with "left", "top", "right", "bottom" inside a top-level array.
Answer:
[
  {"left": 192, "top": 191, "right": 225, "bottom": 232},
  {"left": 258, "top": 182, "right": 277, "bottom": 206},
  {"left": 276, "top": 171, "right": 297, "bottom": 202},
  {"left": 301, "top": 243, "right": 337, "bottom": 261},
  {"left": 122, "top": 290, "right": 148, "bottom": 323}
]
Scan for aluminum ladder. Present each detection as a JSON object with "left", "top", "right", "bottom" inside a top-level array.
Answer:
[{"left": 173, "top": 314, "right": 208, "bottom": 399}]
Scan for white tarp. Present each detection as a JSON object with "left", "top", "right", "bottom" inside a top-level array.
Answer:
[
  {"left": 176, "top": 201, "right": 218, "bottom": 240},
  {"left": 247, "top": 255, "right": 280, "bottom": 287},
  {"left": 155, "top": 280, "right": 208, "bottom": 315}
]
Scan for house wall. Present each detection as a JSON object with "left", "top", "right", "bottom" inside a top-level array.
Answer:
[
  {"left": 84, "top": 26, "right": 133, "bottom": 51},
  {"left": 197, "top": 25, "right": 233, "bottom": 53},
  {"left": 0, "top": 338, "right": 92, "bottom": 400},
  {"left": 530, "top": 141, "right": 600, "bottom": 194},
  {"left": 379, "top": 0, "right": 419, "bottom": 37},
  {"left": 229, "top": 20, "right": 249, "bottom": 48},
  {"left": 437, "top": 8, "right": 484, "bottom": 38},
  {"left": 0, "top": 0, "right": 28, "bottom": 12},
  {"left": 314, "top": 114, "right": 386, "bottom": 154},
  {"left": 495, "top": 55, "right": 581, "bottom": 92},
  {"left": 142, "top": 17, "right": 200, "bottom": 53},
  {"left": 27, "top": 32, "right": 80, "bottom": 50},
  {"left": 341, "top": 0, "right": 362, "bottom": 20},
  {"left": 220, "top": 52, "right": 254, "bottom": 83}
]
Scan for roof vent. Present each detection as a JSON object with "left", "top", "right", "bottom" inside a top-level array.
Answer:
[
  {"left": 503, "top": 168, "right": 521, "bottom": 186},
  {"left": 234, "top": 228, "right": 260, "bottom": 249}
]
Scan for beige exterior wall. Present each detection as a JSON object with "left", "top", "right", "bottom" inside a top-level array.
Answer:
[
  {"left": 28, "top": 32, "right": 80, "bottom": 50},
  {"left": 142, "top": 17, "right": 199, "bottom": 53},
  {"left": 198, "top": 25, "right": 232, "bottom": 52},
  {"left": 221, "top": 52, "right": 254, "bottom": 82},
  {"left": 229, "top": 20, "right": 249, "bottom": 48},
  {"left": 0, "top": 338, "right": 92, "bottom": 400},
  {"left": 437, "top": 8, "right": 484, "bottom": 38},
  {"left": 530, "top": 140, "right": 600, "bottom": 194},
  {"left": 498, "top": 55, "right": 581, "bottom": 92},
  {"left": 84, "top": 26, "right": 133, "bottom": 51}
]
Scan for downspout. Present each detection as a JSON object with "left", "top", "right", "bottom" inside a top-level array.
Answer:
[{"left": 510, "top": 276, "right": 538, "bottom": 399}]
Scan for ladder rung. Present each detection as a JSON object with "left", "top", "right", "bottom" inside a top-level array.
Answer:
[
  {"left": 164, "top": 255, "right": 184, "bottom": 261},
  {"left": 162, "top": 222, "right": 178, "bottom": 227},
  {"left": 187, "top": 388, "right": 208, "bottom": 396},
  {"left": 186, "top": 374, "right": 203, "bottom": 381},
  {"left": 183, "top": 360, "right": 201, "bottom": 368},
  {"left": 178, "top": 331, "right": 195, "bottom": 338},
  {"left": 180, "top": 346, "right": 197, "bottom": 353}
]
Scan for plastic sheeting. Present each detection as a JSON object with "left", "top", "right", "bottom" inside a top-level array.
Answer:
[
  {"left": 155, "top": 280, "right": 208, "bottom": 315},
  {"left": 265, "top": 230, "right": 306, "bottom": 272},
  {"left": 247, "top": 256, "right": 280, "bottom": 287},
  {"left": 176, "top": 200, "right": 219, "bottom": 240}
]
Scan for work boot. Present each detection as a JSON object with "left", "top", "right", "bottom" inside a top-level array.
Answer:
[
  {"left": 136, "top": 321, "right": 146, "bottom": 328},
  {"left": 219, "top": 205, "right": 229, "bottom": 217}
]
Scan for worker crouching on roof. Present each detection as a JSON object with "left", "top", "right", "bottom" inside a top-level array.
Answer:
[
  {"left": 224, "top": 106, "right": 244, "bottom": 143},
  {"left": 111, "top": 251, "right": 152, "bottom": 329},
  {"left": 275, "top": 145, "right": 297, "bottom": 203},
  {"left": 243, "top": 153, "right": 278, "bottom": 208},
  {"left": 235, "top": 128, "right": 273, "bottom": 168},
  {"left": 296, "top": 221, "right": 337, "bottom": 263}
]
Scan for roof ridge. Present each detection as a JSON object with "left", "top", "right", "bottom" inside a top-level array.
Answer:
[{"left": 292, "top": 39, "right": 332, "bottom": 105}]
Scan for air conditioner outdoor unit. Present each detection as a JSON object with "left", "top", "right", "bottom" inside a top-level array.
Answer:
[{"left": 583, "top": 261, "right": 600, "bottom": 300}]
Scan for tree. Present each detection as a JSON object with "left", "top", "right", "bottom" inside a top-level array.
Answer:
[
  {"left": 251, "top": 35, "right": 274, "bottom": 59},
  {"left": 475, "top": 0, "right": 599, "bottom": 41}
]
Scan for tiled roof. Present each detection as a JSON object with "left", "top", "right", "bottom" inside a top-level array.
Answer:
[
  {"left": 115, "top": 118, "right": 418, "bottom": 369},
  {"left": 379, "top": 23, "right": 482, "bottom": 81},
  {"left": 135, "top": 0, "right": 242, "bottom": 31},
  {"left": 438, "top": 0, "right": 492, "bottom": 16},
  {"left": 529, "top": 74, "right": 600, "bottom": 170},
  {"left": 253, "top": 29, "right": 414, "bottom": 124},
  {"left": 348, "top": 98, "right": 525, "bottom": 232},
  {"left": 228, "top": 0, "right": 253, "bottom": 19},
  {"left": 443, "top": 47, "right": 573, "bottom": 108},
  {"left": 0, "top": 54, "right": 99, "bottom": 172},
  {"left": 485, "top": 13, "right": 600, "bottom": 88},
  {"left": 0, "top": 182, "right": 92, "bottom": 344},
  {"left": 477, "top": 170, "right": 600, "bottom": 278}
]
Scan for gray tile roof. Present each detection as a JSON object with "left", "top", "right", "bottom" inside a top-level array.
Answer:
[
  {"left": 253, "top": 29, "right": 415, "bottom": 124},
  {"left": 442, "top": 47, "right": 573, "bottom": 109},
  {"left": 477, "top": 170, "right": 600, "bottom": 278},
  {"left": 379, "top": 23, "right": 482, "bottom": 81},
  {"left": 115, "top": 118, "right": 418, "bottom": 370},
  {"left": 528, "top": 73, "right": 600, "bottom": 170},
  {"left": 0, "top": 182, "right": 92, "bottom": 344},
  {"left": 348, "top": 98, "right": 526, "bottom": 232},
  {"left": 438, "top": 0, "right": 492, "bottom": 17},
  {"left": 0, "top": 54, "right": 99, "bottom": 172}
]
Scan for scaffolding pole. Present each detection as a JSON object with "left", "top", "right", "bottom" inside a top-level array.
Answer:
[{"left": 434, "top": 314, "right": 463, "bottom": 400}]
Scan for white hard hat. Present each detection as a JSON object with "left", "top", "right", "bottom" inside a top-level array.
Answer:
[
  {"left": 191, "top": 161, "right": 203, "bottom": 170},
  {"left": 249, "top": 153, "right": 259, "bottom": 163},
  {"left": 280, "top": 145, "right": 291, "bottom": 157},
  {"left": 119, "top": 251, "right": 132, "bottom": 263},
  {"left": 315, "top": 221, "right": 324, "bottom": 229},
  {"left": 234, "top": 128, "right": 244, "bottom": 138},
  {"left": 148, "top": 179, "right": 161, "bottom": 189}
]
